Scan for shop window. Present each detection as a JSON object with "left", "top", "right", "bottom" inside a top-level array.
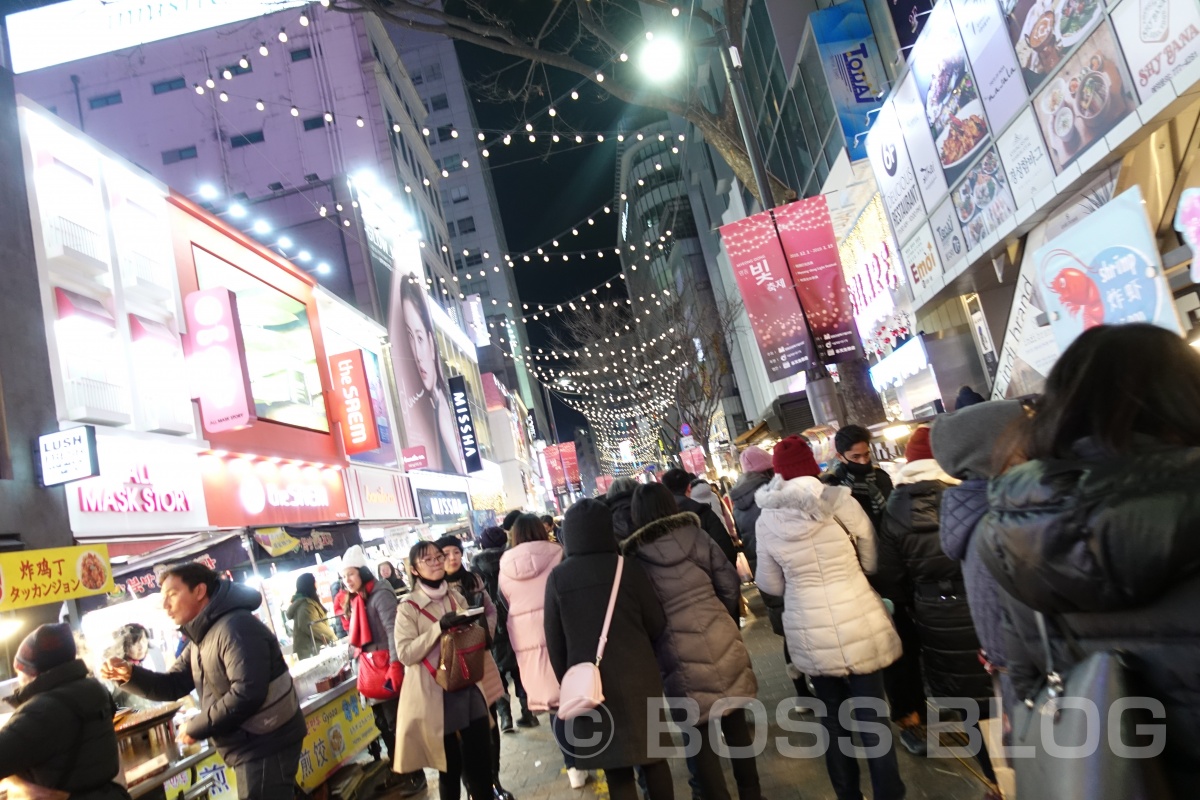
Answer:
[
  {"left": 457, "top": 216, "right": 476, "bottom": 234},
  {"left": 430, "top": 93, "right": 449, "bottom": 111},
  {"left": 464, "top": 251, "right": 483, "bottom": 267},
  {"left": 88, "top": 92, "right": 122, "bottom": 109},
  {"left": 290, "top": 47, "right": 313, "bottom": 62},
  {"left": 450, "top": 185, "right": 469, "bottom": 204},
  {"left": 303, "top": 116, "right": 325, "bottom": 131},
  {"left": 446, "top": 221, "right": 457, "bottom": 237},
  {"left": 152, "top": 77, "right": 186, "bottom": 95},
  {"left": 161, "top": 146, "right": 197, "bottom": 165},
  {"left": 230, "top": 130, "right": 265, "bottom": 148}
]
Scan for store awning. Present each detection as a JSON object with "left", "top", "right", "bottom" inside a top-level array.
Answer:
[{"left": 734, "top": 421, "right": 774, "bottom": 448}]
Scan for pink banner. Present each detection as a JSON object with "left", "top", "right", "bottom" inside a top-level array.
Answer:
[
  {"left": 559, "top": 442, "right": 580, "bottom": 486},
  {"left": 544, "top": 445, "right": 566, "bottom": 491},
  {"left": 184, "top": 288, "right": 255, "bottom": 433},
  {"left": 595, "top": 475, "right": 615, "bottom": 494},
  {"left": 681, "top": 446, "right": 707, "bottom": 475},
  {"left": 774, "top": 197, "right": 859, "bottom": 364},
  {"left": 719, "top": 213, "right": 812, "bottom": 380}
]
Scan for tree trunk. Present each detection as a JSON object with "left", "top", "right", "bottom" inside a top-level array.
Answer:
[
  {"left": 837, "top": 358, "right": 886, "bottom": 426},
  {"left": 693, "top": 109, "right": 796, "bottom": 208}
]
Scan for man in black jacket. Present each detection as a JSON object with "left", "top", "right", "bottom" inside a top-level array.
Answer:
[
  {"left": 820, "top": 424, "right": 893, "bottom": 531},
  {"left": 661, "top": 468, "right": 737, "bottom": 565},
  {"left": 102, "top": 564, "right": 306, "bottom": 800}
]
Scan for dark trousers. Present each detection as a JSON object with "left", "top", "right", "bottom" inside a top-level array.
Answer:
[
  {"left": 233, "top": 740, "right": 302, "bottom": 800},
  {"left": 608, "top": 760, "right": 674, "bottom": 800},
  {"left": 440, "top": 714, "right": 494, "bottom": 800},
  {"left": 810, "top": 671, "right": 906, "bottom": 800},
  {"left": 691, "top": 709, "right": 762, "bottom": 800},
  {"left": 882, "top": 606, "right": 927, "bottom": 722},
  {"left": 372, "top": 699, "right": 398, "bottom": 758},
  {"left": 782, "top": 638, "right": 815, "bottom": 699},
  {"left": 550, "top": 713, "right": 578, "bottom": 769}
]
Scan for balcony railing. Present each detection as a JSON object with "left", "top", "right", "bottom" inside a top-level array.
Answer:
[
  {"left": 48, "top": 216, "right": 106, "bottom": 263},
  {"left": 65, "top": 376, "right": 130, "bottom": 424}
]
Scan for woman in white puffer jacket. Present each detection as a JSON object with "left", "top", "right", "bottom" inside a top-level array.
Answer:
[{"left": 754, "top": 435, "right": 905, "bottom": 800}]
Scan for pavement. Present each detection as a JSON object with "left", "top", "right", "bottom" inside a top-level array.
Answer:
[{"left": 375, "top": 586, "right": 994, "bottom": 800}]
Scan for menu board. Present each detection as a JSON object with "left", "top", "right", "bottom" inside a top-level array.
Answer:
[
  {"left": 894, "top": 72, "right": 949, "bottom": 210},
  {"left": 902, "top": 223, "right": 946, "bottom": 301},
  {"left": 1004, "top": 0, "right": 1106, "bottom": 92},
  {"left": 868, "top": 102, "right": 927, "bottom": 244},
  {"left": 952, "top": 0, "right": 1029, "bottom": 132},
  {"left": 1033, "top": 22, "right": 1136, "bottom": 172},
  {"left": 950, "top": 146, "right": 1018, "bottom": 249},
  {"left": 996, "top": 107, "right": 1056, "bottom": 207},
  {"left": 1111, "top": 0, "right": 1200, "bottom": 103},
  {"left": 910, "top": 1, "right": 992, "bottom": 186},
  {"left": 930, "top": 198, "right": 969, "bottom": 273}
]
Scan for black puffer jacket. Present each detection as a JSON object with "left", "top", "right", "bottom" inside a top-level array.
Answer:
[
  {"left": 0, "top": 660, "right": 129, "bottom": 799},
  {"left": 471, "top": 545, "right": 516, "bottom": 671},
  {"left": 606, "top": 488, "right": 636, "bottom": 541},
  {"left": 977, "top": 442, "right": 1200, "bottom": 794},
  {"left": 879, "top": 461, "right": 990, "bottom": 702},
  {"left": 125, "top": 581, "right": 306, "bottom": 766}
]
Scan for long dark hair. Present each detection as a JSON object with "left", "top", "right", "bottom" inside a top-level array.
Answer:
[
  {"left": 295, "top": 572, "right": 320, "bottom": 602},
  {"left": 631, "top": 482, "right": 680, "bottom": 529},
  {"left": 399, "top": 276, "right": 446, "bottom": 387},
  {"left": 408, "top": 541, "right": 441, "bottom": 580},
  {"left": 511, "top": 513, "right": 549, "bottom": 546},
  {"left": 1026, "top": 324, "right": 1200, "bottom": 459},
  {"left": 347, "top": 567, "right": 376, "bottom": 595}
]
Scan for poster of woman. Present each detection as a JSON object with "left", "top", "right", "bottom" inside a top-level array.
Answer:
[{"left": 388, "top": 275, "right": 466, "bottom": 475}]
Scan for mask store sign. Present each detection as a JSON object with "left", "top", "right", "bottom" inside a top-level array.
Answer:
[
  {"left": 67, "top": 434, "right": 209, "bottom": 537},
  {"left": 201, "top": 453, "right": 349, "bottom": 527},
  {"left": 448, "top": 375, "right": 483, "bottom": 473}
]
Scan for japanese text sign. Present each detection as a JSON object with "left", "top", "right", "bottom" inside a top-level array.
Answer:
[{"left": 0, "top": 544, "right": 114, "bottom": 611}]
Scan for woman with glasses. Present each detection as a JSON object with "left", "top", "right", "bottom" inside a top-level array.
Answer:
[{"left": 394, "top": 540, "right": 505, "bottom": 800}]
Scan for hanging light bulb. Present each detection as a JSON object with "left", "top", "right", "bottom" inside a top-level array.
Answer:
[
  {"left": 299, "top": 13, "right": 309, "bottom": 26},
  {"left": 571, "top": 90, "right": 579, "bottom": 100},
  {"left": 222, "top": 68, "right": 233, "bottom": 80},
  {"left": 205, "top": 77, "right": 215, "bottom": 88},
  {"left": 528, "top": 134, "right": 536, "bottom": 142},
  {"left": 259, "top": 42, "right": 269, "bottom": 56},
  {"left": 597, "top": 134, "right": 605, "bottom": 142},
  {"left": 256, "top": 99, "right": 265, "bottom": 111},
  {"left": 239, "top": 55, "right": 250, "bottom": 68},
  {"left": 218, "top": 91, "right": 229, "bottom": 102},
  {"left": 482, "top": 148, "right": 490, "bottom": 157},
  {"left": 356, "top": 116, "right": 365, "bottom": 127},
  {"left": 290, "top": 106, "right": 300, "bottom": 116},
  {"left": 619, "top": 52, "right": 629, "bottom": 61},
  {"left": 575, "top": 135, "right": 583, "bottom": 143},
  {"left": 278, "top": 28, "right": 288, "bottom": 42},
  {"left": 477, "top": 132, "right": 485, "bottom": 141},
  {"left": 549, "top": 107, "right": 557, "bottom": 117},
  {"left": 194, "top": 84, "right": 205, "bottom": 94},
  {"left": 552, "top": 134, "right": 560, "bottom": 142},
  {"left": 393, "top": 123, "right": 401, "bottom": 132},
  {"left": 596, "top": 72, "right": 604, "bottom": 82}
]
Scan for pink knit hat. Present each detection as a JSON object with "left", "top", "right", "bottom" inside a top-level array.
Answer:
[{"left": 740, "top": 446, "right": 772, "bottom": 474}]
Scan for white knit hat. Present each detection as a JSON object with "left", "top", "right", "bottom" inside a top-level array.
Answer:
[{"left": 341, "top": 544, "right": 368, "bottom": 570}]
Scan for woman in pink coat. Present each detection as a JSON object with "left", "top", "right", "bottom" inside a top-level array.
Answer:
[{"left": 498, "top": 514, "right": 587, "bottom": 789}]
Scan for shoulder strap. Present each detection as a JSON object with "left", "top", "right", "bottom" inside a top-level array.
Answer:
[
  {"left": 595, "top": 557, "right": 625, "bottom": 665},
  {"left": 404, "top": 599, "right": 447, "bottom": 678}
]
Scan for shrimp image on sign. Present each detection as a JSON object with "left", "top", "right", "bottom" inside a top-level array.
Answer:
[{"left": 1048, "top": 266, "right": 1104, "bottom": 327}]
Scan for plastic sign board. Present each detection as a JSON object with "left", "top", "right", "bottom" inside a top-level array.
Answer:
[
  {"left": 328, "top": 351, "right": 381, "bottom": 455},
  {"left": 809, "top": 0, "right": 889, "bottom": 161},
  {"left": 38, "top": 426, "right": 99, "bottom": 486},
  {"left": 0, "top": 544, "right": 115, "bottom": 611},
  {"left": 402, "top": 447, "right": 429, "bottom": 471},
  {"left": 200, "top": 453, "right": 349, "bottom": 527},
  {"left": 448, "top": 375, "right": 483, "bottom": 473},
  {"left": 185, "top": 288, "right": 255, "bottom": 433}
]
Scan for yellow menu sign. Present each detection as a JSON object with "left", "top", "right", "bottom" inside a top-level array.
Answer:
[
  {"left": 297, "top": 685, "right": 378, "bottom": 791},
  {"left": 0, "top": 544, "right": 114, "bottom": 611}
]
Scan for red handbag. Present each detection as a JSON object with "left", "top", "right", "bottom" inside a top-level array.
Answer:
[{"left": 357, "top": 649, "right": 404, "bottom": 700}]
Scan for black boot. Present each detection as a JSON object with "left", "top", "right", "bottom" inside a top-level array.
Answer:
[
  {"left": 396, "top": 770, "right": 428, "bottom": 797},
  {"left": 515, "top": 698, "right": 539, "bottom": 727},
  {"left": 493, "top": 774, "right": 516, "bottom": 800},
  {"left": 496, "top": 697, "right": 515, "bottom": 733}
]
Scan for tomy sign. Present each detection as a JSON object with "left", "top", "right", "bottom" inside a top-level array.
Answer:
[{"left": 38, "top": 426, "right": 100, "bottom": 487}]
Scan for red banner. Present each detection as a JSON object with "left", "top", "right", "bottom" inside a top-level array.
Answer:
[
  {"left": 680, "top": 446, "right": 707, "bottom": 475},
  {"left": 328, "top": 350, "right": 381, "bottom": 455},
  {"left": 543, "top": 445, "right": 566, "bottom": 491},
  {"left": 559, "top": 442, "right": 580, "bottom": 485},
  {"left": 773, "top": 196, "right": 859, "bottom": 364},
  {"left": 719, "top": 212, "right": 812, "bottom": 380}
]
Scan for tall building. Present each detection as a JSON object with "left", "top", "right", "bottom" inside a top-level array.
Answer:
[{"left": 387, "top": 24, "right": 550, "bottom": 438}]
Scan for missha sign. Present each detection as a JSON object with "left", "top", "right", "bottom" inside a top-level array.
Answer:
[
  {"left": 448, "top": 375, "right": 483, "bottom": 473},
  {"left": 201, "top": 453, "right": 350, "bottom": 527}
]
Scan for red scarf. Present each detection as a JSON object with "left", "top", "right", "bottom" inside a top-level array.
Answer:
[{"left": 348, "top": 581, "right": 376, "bottom": 649}]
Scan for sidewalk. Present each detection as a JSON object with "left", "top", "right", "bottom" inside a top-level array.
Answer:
[{"left": 383, "top": 586, "right": 992, "bottom": 799}]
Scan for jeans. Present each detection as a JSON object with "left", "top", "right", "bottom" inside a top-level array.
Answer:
[
  {"left": 810, "top": 671, "right": 906, "bottom": 800},
  {"left": 691, "top": 709, "right": 762, "bottom": 800},
  {"left": 550, "top": 714, "right": 577, "bottom": 769},
  {"left": 441, "top": 714, "right": 494, "bottom": 800},
  {"left": 233, "top": 741, "right": 302, "bottom": 800},
  {"left": 608, "top": 760, "right": 674, "bottom": 800}
]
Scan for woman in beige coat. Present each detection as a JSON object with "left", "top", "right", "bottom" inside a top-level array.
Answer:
[{"left": 394, "top": 540, "right": 504, "bottom": 800}]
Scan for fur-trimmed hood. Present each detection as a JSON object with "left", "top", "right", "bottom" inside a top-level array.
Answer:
[
  {"left": 621, "top": 512, "right": 702, "bottom": 566},
  {"left": 754, "top": 474, "right": 843, "bottom": 520}
]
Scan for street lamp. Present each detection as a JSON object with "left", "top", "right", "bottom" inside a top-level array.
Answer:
[{"left": 639, "top": 34, "right": 684, "bottom": 82}]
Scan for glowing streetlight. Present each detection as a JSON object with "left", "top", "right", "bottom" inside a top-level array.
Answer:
[{"left": 639, "top": 35, "right": 684, "bottom": 82}]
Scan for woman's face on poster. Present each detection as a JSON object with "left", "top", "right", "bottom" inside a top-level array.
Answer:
[{"left": 404, "top": 297, "right": 437, "bottom": 394}]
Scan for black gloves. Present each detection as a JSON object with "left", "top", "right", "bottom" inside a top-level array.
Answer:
[{"left": 439, "top": 612, "right": 464, "bottom": 631}]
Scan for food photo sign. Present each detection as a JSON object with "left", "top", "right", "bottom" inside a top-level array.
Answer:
[
  {"left": 0, "top": 544, "right": 114, "bottom": 611},
  {"left": 950, "top": 146, "right": 1019, "bottom": 249},
  {"left": 1003, "top": 0, "right": 1107, "bottom": 92}
]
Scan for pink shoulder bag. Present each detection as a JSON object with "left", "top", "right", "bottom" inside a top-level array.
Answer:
[{"left": 557, "top": 556, "right": 624, "bottom": 720}]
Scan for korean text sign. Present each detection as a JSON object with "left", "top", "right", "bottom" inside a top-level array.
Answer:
[{"left": 0, "top": 544, "right": 114, "bottom": 611}]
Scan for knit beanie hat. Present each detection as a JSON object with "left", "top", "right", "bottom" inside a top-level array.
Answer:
[
  {"left": 14, "top": 623, "right": 76, "bottom": 678},
  {"left": 905, "top": 426, "right": 934, "bottom": 462},
  {"left": 341, "top": 544, "right": 368, "bottom": 570},
  {"left": 772, "top": 435, "right": 820, "bottom": 481},
  {"left": 435, "top": 534, "right": 464, "bottom": 553},
  {"left": 480, "top": 526, "right": 507, "bottom": 549},
  {"left": 739, "top": 446, "right": 773, "bottom": 474}
]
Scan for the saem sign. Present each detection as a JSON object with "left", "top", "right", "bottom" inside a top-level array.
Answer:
[
  {"left": 448, "top": 375, "right": 483, "bottom": 473},
  {"left": 185, "top": 288, "right": 255, "bottom": 434},
  {"left": 328, "top": 350, "right": 380, "bottom": 455}
]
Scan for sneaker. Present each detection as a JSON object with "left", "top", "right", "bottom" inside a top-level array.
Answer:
[
  {"left": 897, "top": 724, "right": 929, "bottom": 756},
  {"left": 568, "top": 768, "right": 589, "bottom": 789}
]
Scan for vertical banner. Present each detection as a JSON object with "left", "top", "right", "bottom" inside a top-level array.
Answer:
[
  {"left": 328, "top": 351, "right": 381, "bottom": 455},
  {"left": 543, "top": 445, "right": 566, "bottom": 492},
  {"left": 774, "top": 196, "right": 859, "bottom": 364},
  {"left": 719, "top": 212, "right": 812, "bottom": 381},
  {"left": 184, "top": 288, "right": 255, "bottom": 433},
  {"left": 447, "top": 375, "right": 483, "bottom": 473},
  {"left": 867, "top": 102, "right": 926, "bottom": 245},
  {"left": 595, "top": 475, "right": 615, "bottom": 495},
  {"left": 680, "top": 446, "right": 708, "bottom": 475},
  {"left": 809, "top": 0, "right": 888, "bottom": 161},
  {"left": 559, "top": 442, "right": 581, "bottom": 488}
]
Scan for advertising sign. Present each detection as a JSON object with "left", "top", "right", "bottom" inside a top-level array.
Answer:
[
  {"left": 893, "top": 72, "right": 949, "bottom": 211},
  {"left": 1004, "top": 0, "right": 1107, "bottom": 93},
  {"left": 345, "top": 350, "right": 396, "bottom": 468},
  {"left": 995, "top": 107, "right": 1056, "bottom": 208},
  {"left": 840, "top": 196, "right": 908, "bottom": 342},
  {"left": 184, "top": 287, "right": 255, "bottom": 434},
  {"left": 0, "top": 544, "right": 114, "bottom": 611},
  {"left": 348, "top": 466, "right": 409, "bottom": 520},
  {"left": 200, "top": 454, "right": 350, "bottom": 527},
  {"left": 1111, "top": 0, "right": 1200, "bottom": 103},
  {"left": 902, "top": 224, "right": 946, "bottom": 303},
  {"left": 38, "top": 426, "right": 99, "bottom": 486},
  {"left": 950, "top": 146, "right": 1018, "bottom": 250},
  {"left": 544, "top": 445, "right": 567, "bottom": 491},
  {"left": 296, "top": 688, "right": 379, "bottom": 791},
  {"left": 448, "top": 375, "right": 483, "bottom": 473},
  {"left": 867, "top": 102, "right": 927, "bottom": 245},
  {"left": 559, "top": 442, "right": 581, "bottom": 487},
  {"left": 328, "top": 351, "right": 381, "bottom": 456},
  {"left": 680, "top": 446, "right": 707, "bottom": 475},
  {"left": 1034, "top": 186, "right": 1181, "bottom": 350},
  {"left": 414, "top": 488, "right": 471, "bottom": 526},
  {"left": 951, "top": 0, "right": 1029, "bottom": 132},
  {"left": 401, "top": 447, "right": 429, "bottom": 471},
  {"left": 718, "top": 212, "right": 812, "bottom": 380},
  {"left": 595, "top": 475, "right": 615, "bottom": 495},
  {"left": 929, "top": 198, "right": 968, "bottom": 274},
  {"left": 1032, "top": 23, "right": 1136, "bottom": 173},
  {"left": 774, "top": 197, "right": 860, "bottom": 363},
  {"left": 910, "top": 1, "right": 991, "bottom": 186},
  {"left": 809, "top": 0, "right": 889, "bottom": 161},
  {"left": 890, "top": 0, "right": 938, "bottom": 52}
]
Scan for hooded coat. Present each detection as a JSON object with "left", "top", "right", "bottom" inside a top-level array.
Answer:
[
  {"left": 673, "top": 492, "right": 738, "bottom": 567},
  {"left": 977, "top": 442, "right": 1200, "bottom": 794},
  {"left": 620, "top": 512, "right": 757, "bottom": 723},
  {"left": 605, "top": 487, "right": 636, "bottom": 542},
  {"left": 124, "top": 581, "right": 306, "bottom": 766},
  {"left": 877, "top": 459, "right": 989, "bottom": 702},
  {"left": 729, "top": 470, "right": 780, "bottom": 631},
  {"left": 498, "top": 540, "right": 565, "bottom": 710},
  {"left": 470, "top": 546, "right": 516, "bottom": 672},
  {"left": 689, "top": 483, "right": 737, "bottom": 541},
  {"left": 545, "top": 500, "right": 668, "bottom": 770},
  {"left": 754, "top": 475, "right": 901, "bottom": 677},
  {"left": 0, "top": 660, "right": 129, "bottom": 799}
]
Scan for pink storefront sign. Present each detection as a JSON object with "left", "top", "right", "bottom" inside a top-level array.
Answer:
[{"left": 184, "top": 287, "right": 255, "bottom": 433}]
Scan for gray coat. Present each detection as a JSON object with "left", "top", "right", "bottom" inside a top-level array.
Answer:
[
  {"left": 124, "top": 581, "right": 306, "bottom": 767},
  {"left": 620, "top": 512, "right": 757, "bottom": 723},
  {"left": 357, "top": 578, "right": 399, "bottom": 706}
]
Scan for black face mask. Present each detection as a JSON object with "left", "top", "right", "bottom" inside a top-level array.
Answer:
[
  {"left": 844, "top": 460, "right": 874, "bottom": 476},
  {"left": 417, "top": 575, "right": 445, "bottom": 589}
]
